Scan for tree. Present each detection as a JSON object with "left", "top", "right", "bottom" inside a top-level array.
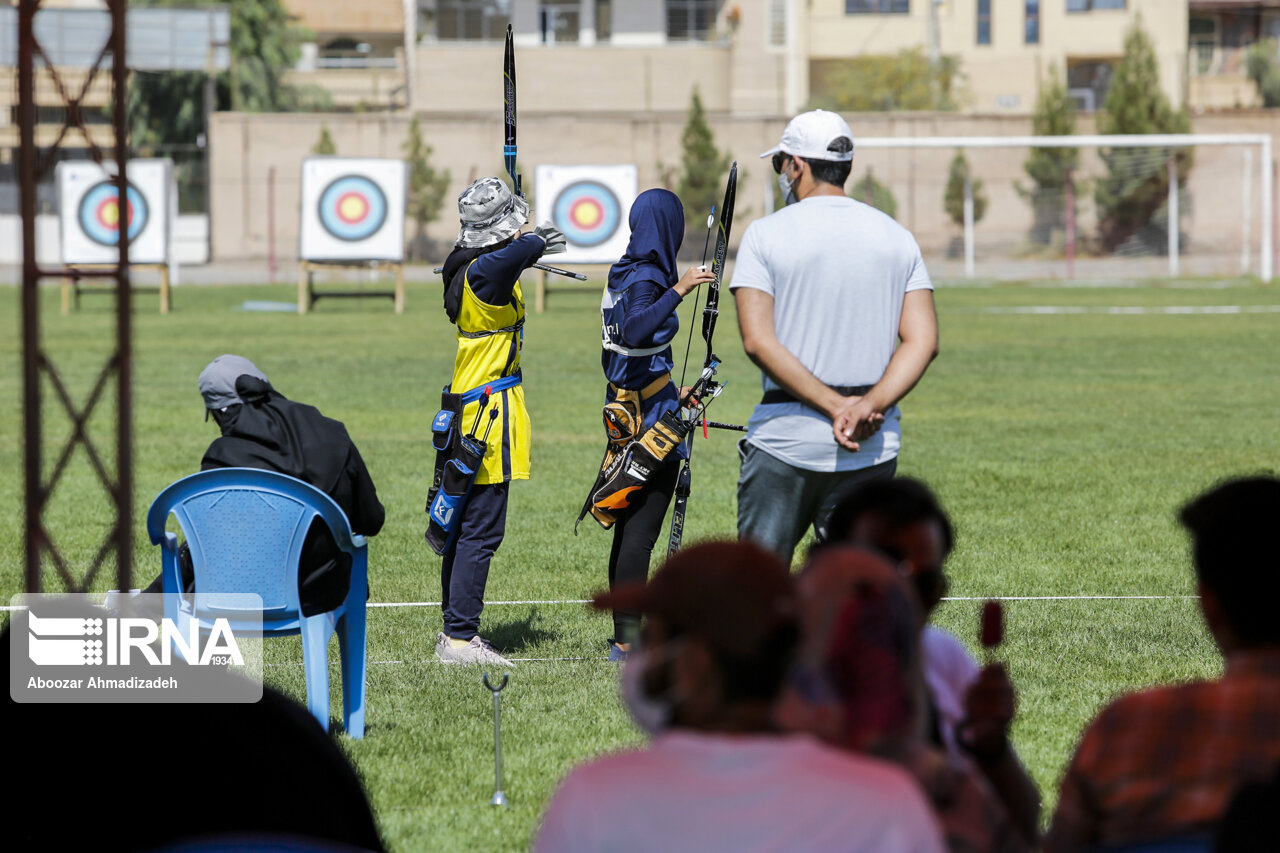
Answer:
[
  {"left": 810, "top": 48, "right": 962, "bottom": 112},
  {"left": 403, "top": 117, "right": 451, "bottom": 261},
  {"left": 944, "top": 151, "right": 987, "bottom": 227},
  {"left": 1094, "top": 18, "right": 1193, "bottom": 253},
  {"left": 674, "top": 87, "right": 732, "bottom": 249},
  {"left": 1245, "top": 39, "right": 1280, "bottom": 107},
  {"left": 312, "top": 124, "right": 337, "bottom": 155},
  {"left": 849, "top": 167, "right": 898, "bottom": 220},
  {"left": 1017, "top": 66, "right": 1079, "bottom": 246}
]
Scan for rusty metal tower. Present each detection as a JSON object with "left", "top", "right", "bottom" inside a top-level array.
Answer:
[{"left": 18, "top": 0, "right": 134, "bottom": 593}]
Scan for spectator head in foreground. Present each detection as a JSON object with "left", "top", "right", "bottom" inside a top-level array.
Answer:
[
  {"left": 199, "top": 353, "right": 271, "bottom": 424},
  {"left": 593, "top": 540, "right": 799, "bottom": 733},
  {"left": 536, "top": 541, "right": 947, "bottom": 853},
  {"left": 1045, "top": 476, "right": 1280, "bottom": 852},
  {"left": 777, "top": 545, "right": 922, "bottom": 753},
  {"left": 824, "top": 476, "right": 955, "bottom": 618},
  {"left": 1181, "top": 476, "right": 1280, "bottom": 653},
  {"left": 779, "top": 545, "right": 1027, "bottom": 853}
]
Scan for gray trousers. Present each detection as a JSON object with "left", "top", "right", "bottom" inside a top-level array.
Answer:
[{"left": 736, "top": 440, "right": 897, "bottom": 564}]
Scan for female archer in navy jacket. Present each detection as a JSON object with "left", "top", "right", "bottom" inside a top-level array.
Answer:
[{"left": 598, "top": 189, "right": 714, "bottom": 660}]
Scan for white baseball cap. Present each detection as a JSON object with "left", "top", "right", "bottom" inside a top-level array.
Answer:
[{"left": 759, "top": 109, "right": 855, "bottom": 162}]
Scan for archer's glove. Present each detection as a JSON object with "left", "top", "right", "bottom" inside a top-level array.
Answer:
[{"left": 534, "top": 222, "right": 568, "bottom": 254}]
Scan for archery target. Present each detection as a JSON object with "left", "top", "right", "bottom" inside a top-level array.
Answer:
[
  {"left": 300, "top": 158, "right": 406, "bottom": 262},
  {"left": 58, "top": 159, "right": 171, "bottom": 265},
  {"left": 535, "top": 165, "right": 636, "bottom": 265}
]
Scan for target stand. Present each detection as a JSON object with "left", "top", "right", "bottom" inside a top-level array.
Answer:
[
  {"left": 297, "top": 260, "right": 405, "bottom": 315},
  {"left": 533, "top": 266, "right": 604, "bottom": 313},
  {"left": 61, "top": 264, "right": 172, "bottom": 315},
  {"left": 298, "top": 158, "right": 408, "bottom": 315}
]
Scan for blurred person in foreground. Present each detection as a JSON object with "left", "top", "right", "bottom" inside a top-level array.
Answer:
[
  {"left": 143, "top": 354, "right": 385, "bottom": 615},
  {"left": 534, "top": 540, "right": 945, "bottom": 853},
  {"left": 776, "top": 545, "right": 1028, "bottom": 853},
  {"left": 731, "top": 109, "right": 938, "bottom": 563},
  {"left": 824, "top": 478, "right": 1041, "bottom": 844},
  {"left": 1046, "top": 476, "right": 1280, "bottom": 851}
]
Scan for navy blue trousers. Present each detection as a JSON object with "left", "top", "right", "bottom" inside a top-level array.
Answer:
[{"left": 441, "top": 481, "right": 509, "bottom": 640}]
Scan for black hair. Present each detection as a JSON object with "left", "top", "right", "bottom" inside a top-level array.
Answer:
[
  {"left": 715, "top": 620, "right": 800, "bottom": 704},
  {"left": 824, "top": 477, "right": 955, "bottom": 558},
  {"left": 1180, "top": 476, "right": 1280, "bottom": 646},
  {"left": 806, "top": 136, "right": 854, "bottom": 188}
]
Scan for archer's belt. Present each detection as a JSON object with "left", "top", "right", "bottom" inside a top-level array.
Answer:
[
  {"left": 760, "top": 384, "right": 872, "bottom": 407},
  {"left": 609, "top": 373, "right": 671, "bottom": 402}
]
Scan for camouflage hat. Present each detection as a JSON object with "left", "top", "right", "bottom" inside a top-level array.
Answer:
[{"left": 455, "top": 177, "right": 529, "bottom": 248}]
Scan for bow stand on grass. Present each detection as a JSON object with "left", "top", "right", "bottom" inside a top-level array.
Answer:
[{"left": 667, "top": 162, "right": 743, "bottom": 557}]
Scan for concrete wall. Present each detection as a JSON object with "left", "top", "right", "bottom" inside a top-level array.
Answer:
[{"left": 208, "top": 108, "right": 1280, "bottom": 265}]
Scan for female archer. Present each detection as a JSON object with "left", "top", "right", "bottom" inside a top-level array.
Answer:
[{"left": 595, "top": 189, "right": 714, "bottom": 661}]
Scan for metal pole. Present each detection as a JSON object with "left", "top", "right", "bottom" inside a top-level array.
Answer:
[
  {"left": 1167, "top": 157, "right": 1179, "bottom": 278},
  {"left": 963, "top": 172, "right": 975, "bottom": 279},
  {"left": 1242, "top": 147, "right": 1253, "bottom": 275},
  {"left": 1065, "top": 170, "right": 1076, "bottom": 279},
  {"left": 19, "top": 0, "right": 42, "bottom": 593},
  {"left": 483, "top": 673, "right": 509, "bottom": 807},
  {"left": 268, "top": 167, "right": 277, "bottom": 283},
  {"left": 111, "top": 0, "right": 134, "bottom": 592},
  {"left": 1264, "top": 135, "right": 1275, "bottom": 282}
]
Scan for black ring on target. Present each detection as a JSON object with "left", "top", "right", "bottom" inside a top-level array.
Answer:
[
  {"left": 78, "top": 180, "right": 148, "bottom": 247},
  {"left": 552, "top": 180, "right": 622, "bottom": 248},
  {"left": 317, "top": 174, "right": 389, "bottom": 242}
]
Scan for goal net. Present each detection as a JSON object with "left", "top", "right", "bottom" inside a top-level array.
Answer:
[{"left": 831, "top": 134, "right": 1272, "bottom": 282}]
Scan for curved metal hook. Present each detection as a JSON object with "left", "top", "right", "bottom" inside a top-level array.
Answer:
[{"left": 483, "top": 672, "right": 510, "bottom": 693}]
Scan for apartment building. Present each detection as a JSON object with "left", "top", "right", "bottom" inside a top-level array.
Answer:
[{"left": 808, "top": 0, "right": 1186, "bottom": 113}]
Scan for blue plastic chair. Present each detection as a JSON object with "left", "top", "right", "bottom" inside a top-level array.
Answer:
[{"left": 147, "top": 468, "right": 368, "bottom": 738}]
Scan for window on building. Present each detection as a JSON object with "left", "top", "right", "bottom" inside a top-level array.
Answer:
[
  {"left": 769, "top": 0, "right": 787, "bottom": 48},
  {"left": 540, "top": 1, "right": 579, "bottom": 43},
  {"left": 1026, "top": 0, "right": 1039, "bottom": 44},
  {"left": 1189, "top": 16, "right": 1217, "bottom": 76},
  {"left": 977, "top": 0, "right": 991, "bottom": 45},
  {"left": 1067, "top": 59, "right": 1114, "bottom": 111},
  {"left": 846, "top": 0, "right": 909, "bottom": 12},
  {"left": 1066, "top": 0, "right": 1125, "bottom": 11},
  {"left": 596, "top": 0, "right": 612, "bottom": 41},
  {"left": 667, "top": 0, "right": 716, "bottom": 41},
  {"left": 437, "top": 0, "right": 511, "bottom": 41}
]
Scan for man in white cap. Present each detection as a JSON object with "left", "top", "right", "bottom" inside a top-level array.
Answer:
[
  {"left": 730, "top": 109, "right": 939, "bottom": 563},
  {"left": 430, "top": 178, "right": 565, "bottom": 666}
]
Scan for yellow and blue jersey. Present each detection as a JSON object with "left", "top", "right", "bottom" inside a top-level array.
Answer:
[{"left": 451, "top": 234, "right": 544, "bottom": 484}]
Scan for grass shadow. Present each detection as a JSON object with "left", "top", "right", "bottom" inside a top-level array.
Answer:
[{"left": 484, "top": 607, "right": 557, "bottom": 653}]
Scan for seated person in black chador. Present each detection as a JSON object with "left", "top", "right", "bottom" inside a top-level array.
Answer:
[{"left": 145, "top": 354, "right": 385, "bottom": 615}]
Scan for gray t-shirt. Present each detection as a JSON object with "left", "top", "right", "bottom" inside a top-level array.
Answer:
[{"left": 729, "top": 195, "right": 932, "bottom": 472}]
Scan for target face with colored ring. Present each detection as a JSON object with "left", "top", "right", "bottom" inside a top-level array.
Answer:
[
  {"left": 553, "top": 180, "right": 622, "bottom": 248},
  {"left": 78, "top": 180, "right": 148, "bottom": 247},
  {"left": 317, "top": 175, "right": 388, "bottom": 242}
]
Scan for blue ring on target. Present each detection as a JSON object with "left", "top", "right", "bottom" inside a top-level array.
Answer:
[
  {"left": 78, "top": 180, "right": 148, "bottom": 247},
  {"left": 552, "top": 180, "right": 621, "bottom": 248},
  {"left": 318, "top": 175, "right": 388, "bottom": 242}
]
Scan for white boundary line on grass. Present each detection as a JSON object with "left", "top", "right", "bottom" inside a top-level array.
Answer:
[
  {"left": 980, "top": 305, "right": 1280, "bottom": 315},
  {"left": 0, "top": 595, "right": 1199, "bottom": 613}
]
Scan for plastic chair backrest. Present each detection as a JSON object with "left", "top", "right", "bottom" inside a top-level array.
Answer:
[{"left": 147, "top": 468, "right": 356, "bottom": 615}]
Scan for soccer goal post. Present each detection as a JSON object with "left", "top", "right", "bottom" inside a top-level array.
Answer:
[{"left": 835, "top": 133, "right": 1272, "bottom": 282}]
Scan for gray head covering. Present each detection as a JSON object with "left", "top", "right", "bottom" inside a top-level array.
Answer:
[
  {"left": 198, "top": 354, "right": 269, "bottom": 420},
  {"left": 455, "top": 177, "right": 529, "bottom": 248}
]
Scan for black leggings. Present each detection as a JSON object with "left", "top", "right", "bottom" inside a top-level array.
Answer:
[{"left": 607, "top": 459, "right": 681, "bottom": 641}]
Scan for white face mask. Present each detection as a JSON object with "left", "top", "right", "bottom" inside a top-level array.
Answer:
[
  {"left": 620, "top": 646, "right": 675, "bottom": 736},
  {"left": 777, "top": 169, "right": 799, "bottom": 207}
]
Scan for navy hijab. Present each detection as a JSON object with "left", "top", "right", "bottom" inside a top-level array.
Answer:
[{"left": 607, "top": 189, "right": 685, "bottom": 292}]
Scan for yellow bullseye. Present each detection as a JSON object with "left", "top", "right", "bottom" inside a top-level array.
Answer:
[
  {"left": 100, "top": 202, "right": 120, "bottom": 228},
  {"left": 339, "top": 195, "right": 368, "bottom": 222},
  {"left": 572, "top": 202, "right": 601, "bottom": 228}
]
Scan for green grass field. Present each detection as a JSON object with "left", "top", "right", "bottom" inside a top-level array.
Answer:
[{"left": 3, "top": 276, "right": 1278, "bottom": 851}]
